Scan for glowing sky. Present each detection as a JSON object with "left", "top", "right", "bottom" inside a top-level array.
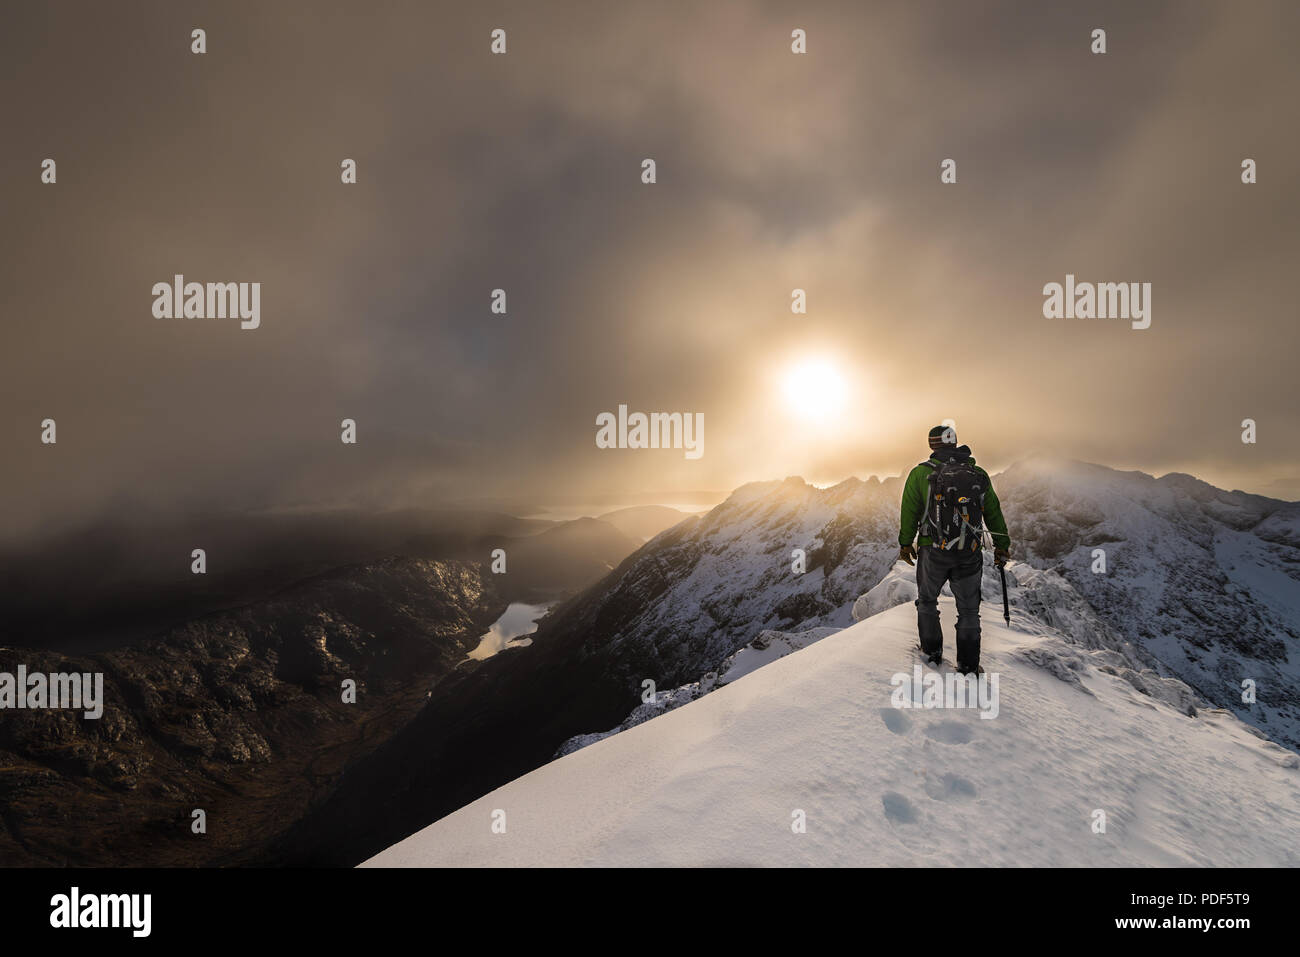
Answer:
[{"left": 4, "top": 1, "right": 1299, "bottom": 542}]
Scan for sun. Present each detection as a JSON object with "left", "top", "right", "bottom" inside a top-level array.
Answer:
[{"left": 780, "top": 356, "right": 850, "bottom": 423}]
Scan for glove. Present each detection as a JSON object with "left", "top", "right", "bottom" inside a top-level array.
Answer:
[
  {"left": 899, "top": 544, "right": 916, "bottom": 566},
  {"left": 994, "top": 547, "right": 1010, "bottom": 568}
]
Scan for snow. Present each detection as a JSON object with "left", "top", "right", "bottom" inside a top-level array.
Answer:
[
  {"left": 1215, "top": 529, "right": 1300, "bottom": 625},
  {"left": 544, "top": 460, "right": 1299, "bottom": 753},
  {"left": 552, "top": 623, "right": 841, "bottom": 758},
  {"left": 579, "top": 474, "right": 901, "bottom": 690},
  {"left": 985, "top": 459, "right": 1300, "bottom": 750},
  {"left": 365, "top": 592, "right": 1300, "bottom": 867},
  {"left": 852, "top": 566, "right": 918, "bottom": 621},
  {"left": 719, "top": 626, "right": 841, "bottom": 684}
]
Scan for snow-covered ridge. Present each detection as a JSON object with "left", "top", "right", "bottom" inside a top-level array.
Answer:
[
  {"left": 366, "top": 461, "right": 1300, "bottom": 866},
  {"left": 536, "top": 472, "right": 902, "bottom": 694},
  {"left": 557, "top": 558, "right": 1206, "bottom": 757},
  {"left": 366, "top": 593, "right": 1300, "bottom": 867},
  {"left": 555, "top": 623, "right": 840, "bottom": 758},
  {"left": 557, "top": 459, "right": 1299, "bottom": 751},
  {"left": 993, "top": 459, "right": 1300, "bottom": 750}
]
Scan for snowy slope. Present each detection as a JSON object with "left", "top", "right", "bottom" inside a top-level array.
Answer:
[
  {"left": 365, "top": 594, "right": 1300, "bottom": 867},
  {"left": 521, "top": 475, "right": 901, "bottom": 697},
  {"left": 617, "top": 476, "right": 900, "bottom": 667},
  {"left": 532, "top": 460, "right": 1299, "bottom": 755},
  {"left": 553, "top": 623, "right": 841, "bottom": 758},
  {"left": 998, "top": 459, "right": 1300, "bottom": 750},
  {"left": 554, "top": 556, "right": 1198, "bottom": 758},
  {"left": 359, "top": 461, "right": 1300, "bottom": 866}
]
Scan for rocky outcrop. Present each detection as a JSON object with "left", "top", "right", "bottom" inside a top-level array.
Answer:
[{"left": 0, "top": 557, "right": 499, "bottom": 866}]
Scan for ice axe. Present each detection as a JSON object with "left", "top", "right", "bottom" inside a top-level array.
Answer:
[{"left": 998, "top": 563, "right": 1010, "bottom": 626}]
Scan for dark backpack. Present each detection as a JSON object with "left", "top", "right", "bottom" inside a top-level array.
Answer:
[{"left": 922, "top": 459, "right": 987, "bottom": 552}]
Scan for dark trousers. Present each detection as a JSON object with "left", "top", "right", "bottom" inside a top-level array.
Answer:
[{"left": 915, "top": 544, "right": 984, "bottom": 668}]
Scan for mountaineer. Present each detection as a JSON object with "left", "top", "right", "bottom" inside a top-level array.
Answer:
[{"left": 898, "top": 426, "right": 1011, "bottom": 675}]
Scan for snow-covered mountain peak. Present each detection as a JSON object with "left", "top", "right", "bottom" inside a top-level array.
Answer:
[
  {"left": 992, "top": 462, "right": 1300, "bottom": 749},
  {"left": 519, "top": 459, "right": 1299, "bottom": 763},
  {"left": 715, "top": 475, "right": 810, "bottom": 509}
]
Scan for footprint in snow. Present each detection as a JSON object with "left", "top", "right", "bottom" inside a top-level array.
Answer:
[
  {"left": 923, "top": 720, "right": 975, "bottom": 745},
  {"left": 881, "top": 791, "right": 917, "bottom": 824},
  {"left": 924, "top": 772, "right": 977, "bottom": 802},
  {"left": 880, "top": 707, "right": 911, "bottom": 735}
]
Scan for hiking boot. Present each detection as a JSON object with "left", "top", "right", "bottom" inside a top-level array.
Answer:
[{"left": 955, "top": 662, "right": 984, "bottom": 676}]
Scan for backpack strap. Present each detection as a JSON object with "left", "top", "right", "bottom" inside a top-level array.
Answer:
[{"left": 920, "top": 462, "right": 942, "bottom": 539}]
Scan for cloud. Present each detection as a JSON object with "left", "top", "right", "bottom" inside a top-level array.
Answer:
[{"left": 2, "top": 1, "right": 1297, "bottom": 542}]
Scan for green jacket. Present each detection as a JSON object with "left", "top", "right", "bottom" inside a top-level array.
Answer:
[{"left": 898, "top": 456, "right": 1010, "bottom": 552}]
